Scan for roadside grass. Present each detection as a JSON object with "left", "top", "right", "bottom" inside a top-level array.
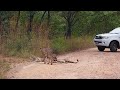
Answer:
[
  {"left": 0, "top": 23, "right": 96, "bottom": 57},
  {"left": 0, "top": 23, "right": 96, "bottom": 78},
  {"left": 1, "top": 34, "right": 95, "bottom": 57},
  {"left": 0, "top": 35, "right": 95, "bottom": 78},
  {"left": 0, "top": 60, "right": 10, "bottom": 79},
  {"left": 51, "top": 35, "right": 95, "bottom": 54},
  {"left": 0, "top": 56, "right": 30, "bottom": 79}
]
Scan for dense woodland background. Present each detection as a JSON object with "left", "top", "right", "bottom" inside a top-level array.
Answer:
[{"left": 0, "top": 11, "right": 120, "bottom": 58}]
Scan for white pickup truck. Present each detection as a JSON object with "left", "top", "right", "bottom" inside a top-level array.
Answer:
[{"left": 94, "top": 27, "right": 120, "bottom": 52}]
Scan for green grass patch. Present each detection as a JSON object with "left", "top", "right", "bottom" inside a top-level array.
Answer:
[{"left": 51, "top": 35, "right": 95, "bottom": 54}]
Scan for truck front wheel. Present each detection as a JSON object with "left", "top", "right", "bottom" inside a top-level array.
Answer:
[
  {"left": 110, "top": 41, "right": 118, "bottom": 52},
  {"left": 97, "top": 46, "right": 105, "bottom": 51}
]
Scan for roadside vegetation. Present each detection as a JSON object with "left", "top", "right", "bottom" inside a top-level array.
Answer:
[{"left": 0, "top": 11, "right": 120, "bottom": 78}]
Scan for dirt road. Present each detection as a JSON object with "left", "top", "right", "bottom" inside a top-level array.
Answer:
[{"left": 6, "top": 48, "right": 120, "bottom": 79}]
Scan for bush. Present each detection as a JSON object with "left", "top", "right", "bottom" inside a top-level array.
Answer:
[
  {"left": 51, "top": 36, "right": 95, "bottom": 54},
  {"left": 51, "top": 37, "right": 68, "bottom": 54}
]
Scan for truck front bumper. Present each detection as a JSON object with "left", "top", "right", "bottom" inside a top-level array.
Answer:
[{"left": 94, "top": 39, "right": 110, "bottom": 47}]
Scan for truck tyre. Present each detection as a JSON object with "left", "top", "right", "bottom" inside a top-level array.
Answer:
[
  {"left": 97, "top": 46, "right": 105, "bottom": 51},
  {"left": 110, "top": 41, "right": 118, "bottom": 52}
]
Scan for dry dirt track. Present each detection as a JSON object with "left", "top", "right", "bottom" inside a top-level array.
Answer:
[{"left": 6, "top": 48, "right": 120, "bottom": 79}]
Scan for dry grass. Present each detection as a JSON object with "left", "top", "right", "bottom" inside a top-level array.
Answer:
[
  {"left": 0, "top": 61, "right": 10, "bottom": 79},
  {"left": 51, "top": 35, "right": 95, "bottom": 54},
  {"left": 0, "top": 21, "right": 95, "bottom": 58},
  {"left": 0, "top": 22, "right": 95, "bottom": 78},
  {"left": 0, "top": 55, "right": 30, "bottom": 79}
]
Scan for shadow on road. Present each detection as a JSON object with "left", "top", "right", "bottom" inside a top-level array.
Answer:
[{"left": 93, "top": 48, "right": 120, "bottom": 53}]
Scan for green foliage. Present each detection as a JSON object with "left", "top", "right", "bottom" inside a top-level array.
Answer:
[
  {"left": 50, "top": 11, "right": 65, "bottom": 38},
  {"left": 0, "top": 11, "right": 120, "bottom": 57},
  {"left": 4, "top": 34, "right": 31, "bottom": 57},
  {"left": 51, "top": 36, "right": 94, "bottom": 54},
  {"left": 51, "top": 37, "right": 68, "bottom": 54}
]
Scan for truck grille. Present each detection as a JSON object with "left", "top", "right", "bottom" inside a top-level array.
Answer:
[{"left": 94, "top": 41, "right": 102, "bottom": 44}]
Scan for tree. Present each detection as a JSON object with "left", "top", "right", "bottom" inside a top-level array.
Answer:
[
  {"left": 27, "top": 11, "right": 36, "bottom": 34},
  {"left": 47, "top": 11, "right": 50, "bottom": 26},
  {"left": 62, "top": 11, "right": 78, "bottom": 39},
  {"left": 40, "top": 11, "right": 47, "bottom": 25},
  {"left": 40, "top": 11, "right": 51, "bottom": 26},
  {"left": 0, "top": 11, "right": 13, "bottom": 36},
  {"left": 15, "top": 11, "right": 20, "bottom": 31}
]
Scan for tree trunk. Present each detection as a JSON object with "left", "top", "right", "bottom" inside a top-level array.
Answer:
[
  {"left": 0, "top": 17, "right": 2, "bottom": 35},
  {"left": 28, "top": 15, "right": 32, "bottom": 32},
  {"left": 47, "top": 11, "right": 50, "bottom": 26},
  {"left": 27, "top": 12, "right": 35, "bottom": 40},
  {"left": 27, "top": 12, "right": 34, "bottom": 33},
  {"left": 0, "top": 17, "right": 2, "bottom": 53},
  {"left": 40, "top": 11, "right": 47, "bottom": 25},
  {"left": 63, "top": 11, "right": 78, "bottom": 39},
  {"left": 14, "top": 11, "right": 20, "bottom": 38},
  {"left": 65, "top": 23, "right": 72, "bottom": 39},
  {"left": 15, "top": 11, "right": 20, "bottom": 31}
]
